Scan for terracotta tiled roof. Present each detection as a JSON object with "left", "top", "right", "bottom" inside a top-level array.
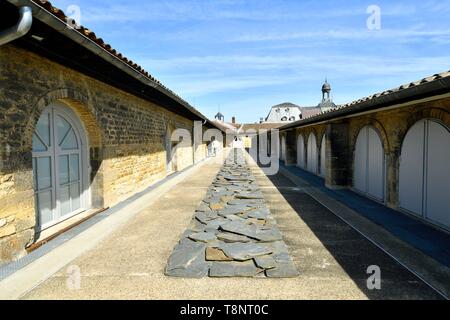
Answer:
[
  {"left": 334, "top": 70, "right": 450, "bottom": 111},
  {"left": 300, "top": 108, "right": 322, "bottom": 118},
  {"left": 29, "top": 0, "right": 217, "bottom": 127},
  {"left": 280, "top": 69, "right": 450, "bottom": 130}
]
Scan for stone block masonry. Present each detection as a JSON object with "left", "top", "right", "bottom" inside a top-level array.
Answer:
[
  {"left": 165, "top": 149, "right": 298, "bottom": 278},
  {"left": 0, "top": 44, "right": 209, "bottom": 263}
]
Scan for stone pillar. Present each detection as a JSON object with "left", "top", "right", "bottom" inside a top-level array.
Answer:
[
  {"left": 285, "top": 129, "right": 297, "bottom": 166},
  {"left": 326, "top": 122, "right": 351, "bottom": 189},
  {"left": 385, "top": 149, "right": 400, "bottom": 209}
]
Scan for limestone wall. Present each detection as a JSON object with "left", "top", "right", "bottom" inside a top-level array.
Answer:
[
  {"left": 283, "top": 96, "right": 450, "bottom": 210},
  {"left": 0, "top": 44, "right": 205, "bottom": 262}
]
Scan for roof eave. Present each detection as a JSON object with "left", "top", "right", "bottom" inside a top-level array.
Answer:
[
  {"left": 280, "top": 76, "right": 450, "bottom": 131},
  {"left": 6, "top": 0, "right": 222, "bottom": 131}
]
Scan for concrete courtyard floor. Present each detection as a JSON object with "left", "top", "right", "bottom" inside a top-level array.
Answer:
[{"left": 22, "top": 158, "right": 441, "bottom": 300}]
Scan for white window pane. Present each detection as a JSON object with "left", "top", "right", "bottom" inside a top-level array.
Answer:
[
  {"left": 36, "top": 113, "right": 50, "bottom": 146},
  {"left": 69, "top": 154, "right": 80, "bottom": 182},
  {"left": 61, "top": 129, "right": 78, "bottom": 150},
  {"left": 32, "top": 134, "right": 47, "bottom": 152},
  {"left": 60, "top": 185, "right": 71, "bottom": 216},
  {"left": 38, "top": 190, "right": 53, "bottom": 226},
  {"left": 36, "top": 157, "right": 52, "bottom": 190},
  {"left": 59, "top": 155, "right": 69, "bottom": 185},
  {"left": 71, "top": 183, "right": 81, "bottom": 211},
  {"left": 56, "top": 115, "right": 72, "bottom": 145}
]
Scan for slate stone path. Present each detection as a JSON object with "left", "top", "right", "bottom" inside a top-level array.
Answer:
[{"left": 165, "top": 149, "right": 299, "bottom": 278}]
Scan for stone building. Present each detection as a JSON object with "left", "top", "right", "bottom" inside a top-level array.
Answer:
[
  {"left": 0, "top": 0, "right": 223, "bottom": 263},
  {"left": 264, "top": 81, "right": 337, "bottom": 124},
  {"left": 265, "top": 103, "right": 304, "bottom": 123},
  {"left": 276, "top": 71, "right": 450, "bottom": 232}
]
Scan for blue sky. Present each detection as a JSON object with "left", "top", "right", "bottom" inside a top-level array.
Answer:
[{"left": 52, "top": 0, "right": 450, "bottom": 123}]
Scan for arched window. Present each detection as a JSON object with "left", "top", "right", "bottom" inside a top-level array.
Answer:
[{"left": 281, "top": 117, "right": 288, "bottom": 121}]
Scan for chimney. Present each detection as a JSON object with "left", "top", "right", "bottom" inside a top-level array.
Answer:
[{"left": 232, "top": 116, "right": 236, "bottom": 124}]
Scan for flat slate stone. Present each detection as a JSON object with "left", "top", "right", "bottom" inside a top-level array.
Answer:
[
  {"left": 217, "top": 232, "right": 252, "bottom": 243},
  {"left": 225, "top": 215, "right": 247, "bottom": 223},
  {"left": 209, "top": 261, "right": 263, "bottom": 277},
  {"left": 253, "top": 228, "right": 284, "bottom": 242},
  {"left": 254, "top": 255, "right": 277, "bottom": 270},
  {"left": 220, "top": 221, "right": 257, "bottom": 239},
  {"left": 267, "top": 241, "right": 291, "bottom": 257},
  {"left": 165, "top": 241, "right": 209, "bottom": 278},
  {"left": 188, "top": 219, "right": 207, "bottom": 232},
  {"left": 205, "top": 219, "right": 229, "bottom": 230},
  {"left": 219, "top": 205, "right": 253, "bottom": 216},
  {"left": 194, "top": 213, "right": 209, "bottom": 225},
  {"left": 180, "top": 229, "right": 196, "bottom": 239},
  {"left": 188, "top": 232, "right": 218, "bottom": 243},
  {"left": 236, "top": 192, "right": 264, "bottom": 200},
  {"left": 218, "top": 243, "right": 273, "bottom": 261},
  {"left": 246, "top": 208, "right": 270, "bottom": 219},
  {"left": 247, "top": 217, "right": 267, "bottom": 226},
  {"left": 196, "top": 202, "right": 212, "bottom": 211},
  {"left": 223, "top": 175, "right": 249, "bottom": 181},
  {"left": 228, "top": 199, "right": 263, "bottom": 206}
]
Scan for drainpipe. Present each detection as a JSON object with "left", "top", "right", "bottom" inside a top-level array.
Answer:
[{"left": 0, "top": 6, "right": 32, "bottom": 46}]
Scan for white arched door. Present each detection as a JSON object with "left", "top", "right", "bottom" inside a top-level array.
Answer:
[
  {"left": 399, "top": 119, "right": 450, "bottom": 229},
  {"left": 297, "top": 135, "right": 305, "bottom": 168},
  {"left": 307, "top": 133, "right": 317, "bottom": 174},
  {"left": 353, "top": 126, "right": 385, "bottom": 201},
  {"left": 320, "top": 135, "right": 326, "bottom": 178},
  {"left": 32, "top": 103, "right": 89, "bottom": 230}
]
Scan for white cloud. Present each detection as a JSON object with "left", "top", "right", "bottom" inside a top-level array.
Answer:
[
  {"left": 228, "top": 28, "right": 450, "bottom": 43},
  {"left": 142, "top": 54, "right": 450, "bottom": 97}
]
